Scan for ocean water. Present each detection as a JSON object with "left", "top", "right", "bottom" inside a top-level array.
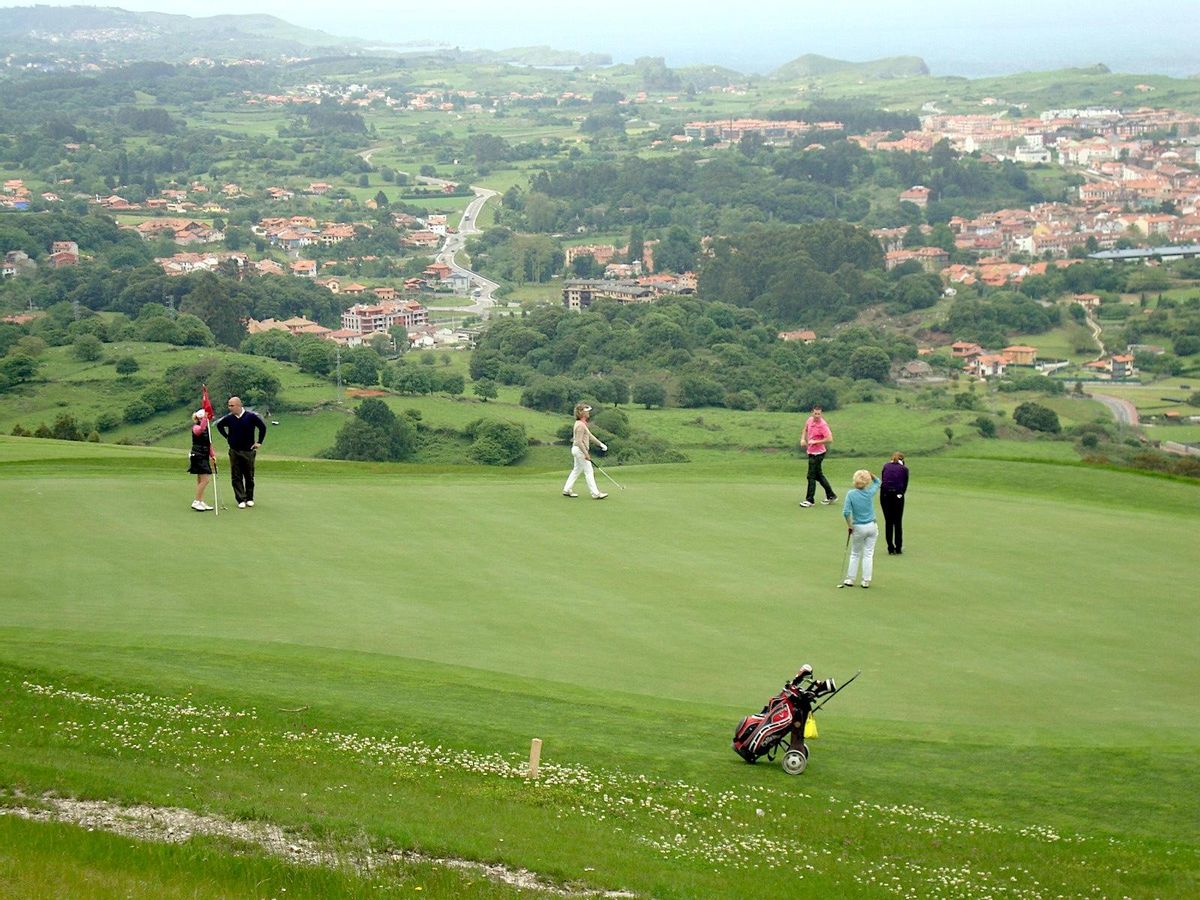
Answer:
[
  {"left": 677, "top": 21, "right": 1200, "bottom": 78},
  {"left": 348, "top": 1, "right": 1200, "bottom": 79},
  {"left": 46, "top": 0, "right": 1199, "bottom": 79}
]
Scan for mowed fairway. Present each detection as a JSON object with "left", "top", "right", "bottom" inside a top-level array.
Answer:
[{"left": 1, "top": 436, "right": 1197, "bottom": 897}]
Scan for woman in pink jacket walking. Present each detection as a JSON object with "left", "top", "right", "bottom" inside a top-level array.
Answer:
[{"left": 799, "top": 405, "right": 837, "bottom": 508}]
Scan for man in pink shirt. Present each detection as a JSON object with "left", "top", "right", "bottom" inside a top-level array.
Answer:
[{"left": 799, "top": 405, "right": 837, "bottom": 507}]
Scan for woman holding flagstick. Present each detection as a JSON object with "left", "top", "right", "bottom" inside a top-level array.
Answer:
[
  {"left": 188, "top": 409, "right": 215, "bottom": 511},
  {"left": 190, "top": 385, "right": 221, "bottom": 514}
]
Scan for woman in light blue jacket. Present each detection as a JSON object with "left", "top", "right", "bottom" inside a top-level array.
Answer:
[{"left": 840, "top": 469, "right": 880, "bottom": 589}]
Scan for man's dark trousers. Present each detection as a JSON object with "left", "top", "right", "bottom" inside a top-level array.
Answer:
[
  {"left": 229, "top": 448, "right": 257, "bottom": 504},
  {"left": 806, "top": 452, "right": 834, "bottom": 503},
  {"left": 881, "top": 491, "right": 905, "bottom": 552}
]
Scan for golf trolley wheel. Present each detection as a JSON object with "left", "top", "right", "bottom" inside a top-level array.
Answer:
[{"left": 781, "top": 749, "right": 808, "bottom": 775}]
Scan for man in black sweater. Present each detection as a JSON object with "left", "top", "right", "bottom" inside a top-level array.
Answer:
[{"left": 216, "top": 396, "right": 267, "bottom": 508}]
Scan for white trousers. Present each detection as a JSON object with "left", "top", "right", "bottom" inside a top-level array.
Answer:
[
  {"left": 847, "top": 522, "right": 879, "bottom": 585},
  {"left": 563, "top": 446, "right": 600, "bottom": 496}
]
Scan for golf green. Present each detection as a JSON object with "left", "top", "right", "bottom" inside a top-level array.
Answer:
[
  {"left": 2, "top": 438, "right": 1196, "bottom": 743},
  {"left": 1, "top": 437, "right": 1198, "bottom": 896}
]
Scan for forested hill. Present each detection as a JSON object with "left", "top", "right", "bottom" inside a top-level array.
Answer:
[
  {"left": 0, "top": 8, "right": 619, "bottom": 70},
  {"left": 0, "top": 6, "right": 364, "bottom": 63}
]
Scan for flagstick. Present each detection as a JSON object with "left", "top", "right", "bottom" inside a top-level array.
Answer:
[{"left": 207, "top": 421, "right": 220, "bottom": 517}]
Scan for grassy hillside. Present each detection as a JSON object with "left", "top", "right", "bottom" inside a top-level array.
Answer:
[
  {"left": 2, "top": 339, "right": 1122, "bottom": 470},
  {"left": 0, "top": 436, "right": 1196, "bottom": 896},
  {"left": 786, "top": 65, "right": 1200, "bottom": 115}
]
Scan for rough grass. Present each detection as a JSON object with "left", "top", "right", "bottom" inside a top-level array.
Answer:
[{"left": 0, "top": 639, "right": 1196, "bottom": 898}]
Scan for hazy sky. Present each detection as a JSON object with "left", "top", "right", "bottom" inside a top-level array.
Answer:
[{"left": 6, "top": 0, "right": 1200, "bottom": 76}]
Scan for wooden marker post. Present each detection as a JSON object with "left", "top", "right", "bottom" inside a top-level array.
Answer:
[{"left": 528, "top": 738, "right": 543, "bottom": 779}]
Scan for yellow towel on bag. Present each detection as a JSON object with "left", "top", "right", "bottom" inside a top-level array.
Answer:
[{"left": 804, "top": 715, "right": 818, "bottom": 739}]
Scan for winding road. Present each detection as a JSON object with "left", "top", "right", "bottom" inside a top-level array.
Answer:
[
  {"left": 1090, "top": 392, "right": 1139, "bottom": 426},
  {"left": 435, "top": 186, "right": 502, "bottom": 319},
  {"left": 1080, "top": 306, "right": 1145, "bottom": 430},
  {"left": 1083, "top": 307, "right": 1105, "bottom": 355},
  {"left": 358, "top": 147, "right": 500, "bottom": 319}
]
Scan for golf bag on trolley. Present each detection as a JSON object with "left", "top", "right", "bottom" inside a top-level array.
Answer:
[{"left": 732, "top": 665, "right": 857, "bottom": 775}]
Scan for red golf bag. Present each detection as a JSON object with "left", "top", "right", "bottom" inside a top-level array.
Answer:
[{"left": 733, "top": 666, "right": 852, "bottom": 774}]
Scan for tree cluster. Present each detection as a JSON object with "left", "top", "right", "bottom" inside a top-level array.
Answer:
[
  {"left": 383, "top": 362, "right": 466, "bottom": 396},
  {"left": 698, "top": 221, "right": 885, "bottom": 326},
  {"left": 464, "top": 418, "right": 527, "bottom": 466},
  {"left": 1119, "top": 294, "right": 1200, "bottom": 360},
  {"left": 944, "top": 291, "right": 1062, "bottom": 347},
  {"left": 469, "top": 297, "right": 916, "bottom": 413},
  {"left": 10, "top": 412, "right": 100, "bottom": 443},
  {"left": 325, "top": 400, "right": 531, "bottom": 467},
  {"left": 465, "top": 227, "right": 564, "bottom": 285},
  {"left": 1013, "top": 401, "right": 1062, "bottom": 434},
  {"left": 496, "top": 132, "right": 1053, "bottom": 244},
  {"left": 328, "top": 398, "right": 417, "bottom": 462}
]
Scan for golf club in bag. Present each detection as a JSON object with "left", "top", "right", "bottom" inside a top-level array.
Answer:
[{"left": 733, "top": 666, "right": 860, "bottom": 775}]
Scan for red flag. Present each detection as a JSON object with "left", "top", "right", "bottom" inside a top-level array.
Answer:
[
  {"left": 202, "top": 385, "right": 218, "bottom": 462},
  {"left": 201, "top": 384, "right": 216, "bottom": 423}
]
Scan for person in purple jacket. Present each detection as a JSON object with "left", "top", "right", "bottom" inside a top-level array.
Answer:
[{"left": 880, "top": 452, "right": 909, "bottom": 555}]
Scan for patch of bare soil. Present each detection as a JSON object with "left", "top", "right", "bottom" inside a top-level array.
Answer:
[{"left": 0, "top": 792, "right": 634, "bottom": 897}]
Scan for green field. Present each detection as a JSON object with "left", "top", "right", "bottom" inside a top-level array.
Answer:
[
  {"left": 497, "top": 283, "right": 562, "bottom": 306},
  {"left": 3, "top": 336, "right": 1172, "bottom": 474},
  {"left": 0, "top": 435, "right": 1197, "bottom": 897},
  {"left": 1090, "top": 378, "right": 1200, "bottom": 443},
  {"left": 0, "top": 343, "right": 340, "bottom": 444},
  {"left": 1009, "top": 324, "right": 1095, "bottom": 363}
]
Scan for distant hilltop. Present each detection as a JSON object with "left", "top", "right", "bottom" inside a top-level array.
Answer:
[
  {"left": 772, "top": 54, "right": 930, "bottom": 80},
  {"left": 0, "top": 6, "right": 614, "bottom": 69},
  {"left": 0, "top": 6, "right": 339, "bottom": 44},
  {"left": 0, "top": 5, "right": 361, "bottom": 62}
]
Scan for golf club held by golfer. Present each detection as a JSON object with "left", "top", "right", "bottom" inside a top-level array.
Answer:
[{"left": 594, "top": 461, "right": 625, "bottom": 490}]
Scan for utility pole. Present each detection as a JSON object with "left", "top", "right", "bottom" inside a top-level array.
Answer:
[{"left": 335, "top": 345, "right": 343, "bottom": 402}]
